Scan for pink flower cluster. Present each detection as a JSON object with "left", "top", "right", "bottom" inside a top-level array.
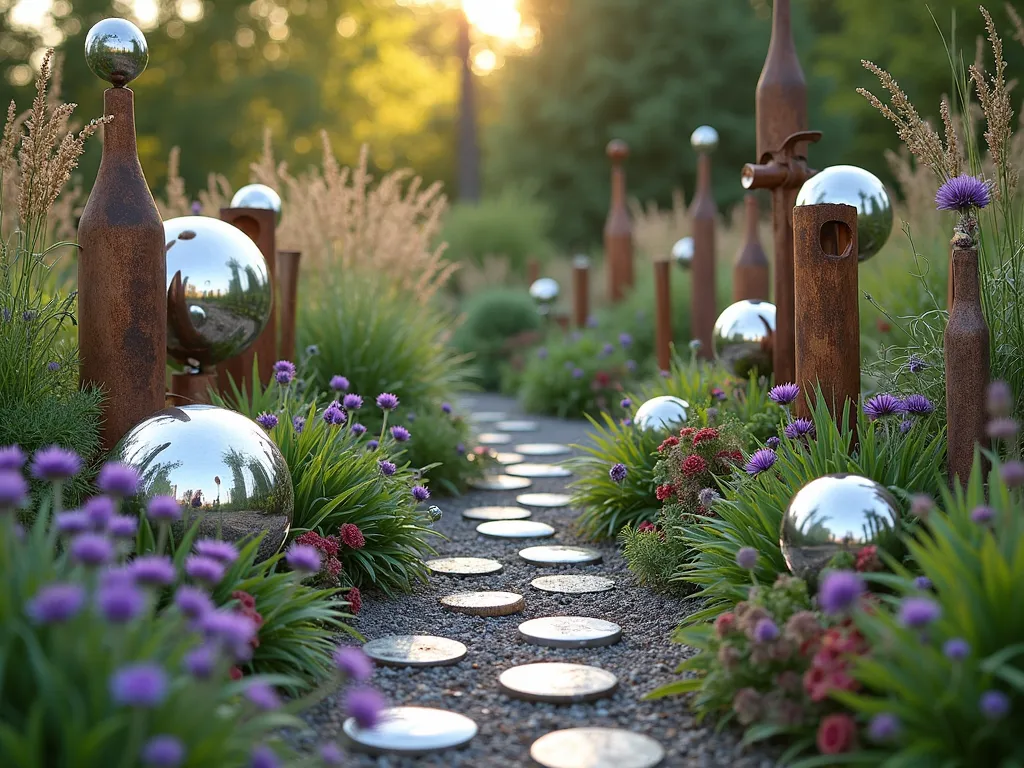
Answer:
[{"left": 293, "top": 525, "right": 363, "bottom": 588}]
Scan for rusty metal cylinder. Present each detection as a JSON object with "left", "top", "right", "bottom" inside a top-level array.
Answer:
[
  {"left": 604, "top": 140, "right": 633, "bottom": 303},
  {"left": 654, "top": 260, "right": 672, "bottom": 372},
  {"left": 276, "top": 250, "right": 301, "bottom": 365},
  {"left": 691, "top": 154, "right": 717, "bottom": 360},
  {"left": 572, "top": 256, "right": 590, "bottom": 328},
  {"left": 733, "top": 194, "right": 770, "bottom": 301}
]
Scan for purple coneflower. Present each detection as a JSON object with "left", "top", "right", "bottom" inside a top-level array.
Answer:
[
  {"left": 863, "top": 393, "right": 902, "bottom": 420},
  {"left": 343, "top": 394, "right": 363, "bottom": 410},
  {"left": 391, "top": 426, "right": 410, "bottom": 442},
  {"left": 768, "top": 383, "right": 800, "bottom": 406},
  {"left": 412, "top": 485, "right": 430, "bottom": 502},
  {"left": 30, "top": 445, "right": 83, "bottom": 481},
  {"left": 609, "top": 463, "right": 627, "bottom": 483},
  {"left": 27, "top": 583, "right": 86, "bottom": 624},
  {"left": 784, "top": 418, "right": 815, "bottom": 440},
  {"left": 935, "top": 174, "right": 991, "bottom": 212},
  {"left": 901, "top": 394, "right": 934, "bottom": 416},
  {"left": 744, "top": 448, "right": 776, "bottom": 476},
  {"left": 330, "top": 375, "right": 350, "bottom": 392},
  {"left": 256, "top": 412, "right": 278, "bottom": 430},
  {"left": 817, "top": 570, "right": 864, "bottom": 615},
  {"left": 376, "top": 392, "right": 399, "bottom": 410},
  {"left": 109, "top": 663, "right": 169, "bottom": 708}
]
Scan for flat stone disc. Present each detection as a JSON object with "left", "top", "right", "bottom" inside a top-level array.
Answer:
[
  {"left": 530, "top": 728, "right": 665, "bottom": 768},
  {"left": 468, "top": 475, "right": 533, "bottom": 491},
  {"left": 363, "top": 635, "right": 468, "bottom": 667},
  {"left": 519, "top": 545, "right": 602, "bottom": 566},
  {"left": 531, "top": 575, "right": 616, "bottom": 594},
  {"left": 462, "top": 506, "right": 533, "bottom": 521},
  {"left": 518, "top": 617, "right": 622, "bottom": 648},
  {"left": 495, "top": 452, "right": 525, "bottom": 466},
  {"left": 495, "top": 420, "right": 538, "bottom": 432},
  {"left": 506, "top": 463, "right": 572, "bottom": 479},
  {"left": 498, "top": 662, "right": 618, "bottom": 704},
  {"left": 515, "top": 443, "right": 572, "bottom": 457},
  {"left": 426, "top": 557, "right": 503, "bottom": 576},
  {"left": 516, "top": 492, "right": 572, "bottom": 508},
  {"left": 476, "top": 520, "right": 555, "bottom": 539},
  {"left": 469, "top": 411, "right": 507, "bottom": 424},
  {"left": 441, "top": 591, "right": 526, "bottom": 616},
  {"left": 477, "top": 432, "right": 512, "bottom": 445},
  {"left": 344, "top": 706, "right": 478, "bottom": 756}
]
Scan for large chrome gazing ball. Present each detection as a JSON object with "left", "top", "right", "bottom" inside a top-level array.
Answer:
[
  {"left": 712, "top": 299, "right": 776, "bottom": 379},
  {"left": 690, "top": 125, "right": 719, "bottom": 153},
  {"left": 530, "top": 277, "right": 560, "bottom": 315},
  {"left": 633, "top": 396, "right": 689, "bottom": 434},
  {"left": 164, "top": 216, "right": 273, "bottom": 370},
  {"left": 781, "top": 473, "right": 901, "bottom": 580},
  {"left": 111, "top": 405, "right": 294, "bottom": 562},
  {"left": 672, "top": 237, "right": 694, "bottom": 270},
  {"left": 230, "top": 184, "right": 283, "bottom": 225},
  {"left": 795, "top": 165, "right": 893, "bottom": 262},
  {"left": 85, "top": 18, "right": 149, "bottom": 86}
]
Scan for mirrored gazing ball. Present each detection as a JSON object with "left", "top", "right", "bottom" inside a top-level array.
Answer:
[
  {"left": 606, "top": 139, "right": 629, "bottom": 161},
  {"left": 672, "top": 237, "right": 694, "bottom": 270},
  {"left": 712, "top": 299, "right": 776, "bottom": 379},
  {"left": 110, "top": 405, "right": 294, "bottom": 562},
  {"left": 229, "top": 184, "right": 283, "bottom": 225},
  {"left": 85, "top": 18, "right": 149, "bottom": 86},
  {"left": 164, "top": 216, "right": 273, "bottom": 370},
  {"left": 690, "top": 125, "right": 719, "bottom": 153},
  {"left": 780, "top": 473, "right": 901, "bottom": 580},
  {"left": 795, "top": 165, "right": 893, "bottom": 261},
  {"left": 530, "top": 278, "right": 560, "bottom": 309},
  {"left": 633, "top": 396, "right": 689, "bottom": 434},
  {"left": 572, "top": 253, "right": 591, "bottom": 269}
]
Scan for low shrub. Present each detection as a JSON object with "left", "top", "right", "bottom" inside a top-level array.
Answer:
[{"left": 451, "top": 287, "right": 542, "bottom": 390}]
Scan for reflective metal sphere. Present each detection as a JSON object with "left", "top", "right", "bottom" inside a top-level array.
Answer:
[
  {"left": 85, "top": 18, "right": 149, "bottom": 86},
  {"left": 164, "top": 216, "right": 273, "bottom": 370},
  {"left": 633, "top": 396, "right": 689, "bottom": 433},
  {"left": 427, "top": 505, "right": 444, "bottom": 523},
  {"left": 230, "top": 184, "right": 283, "bottom": 225},
  {"left": 795, "top": 165, "right": 893, "bottom": 261},
  {"left": 712, "top": 300, "right": 776, "bottom": 379},
  {"left": 781, "top": 473, "right": 901, "bottom": 579},
  {"left": 530, "top": 278, "right": 560, "bottom": 312},
  {"left": 690, "top": 125, "right": 719, "bottom": 153},
  {"left": 111, "top": 405, "right": 294, "bottom": 562},
  {"left": 606, "top": 139, "right": 629, "bottom": 161},
  {"left": 672, "top": 237, "right": 694, "bottom": 270},
  {"left": 572, "top": 254, "right": 591, "bottom": 269}
]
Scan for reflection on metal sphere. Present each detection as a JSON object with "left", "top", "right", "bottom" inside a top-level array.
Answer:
[
  {"left": 634, "top": 396, "right": 689, "bottom": 433},
  {"left": 712, "top": 299, "right": 776, "bottom": 379},
  {"left": 795, "top": 165, "right": 893, "bottom": 261},
  {"left": 230, "top": 184, "right": 283, "bottom": 225},
  {"left": 85, "top": 18, "right": 150, "bottom": 86},
  {"left": 672, "top": 237, "right": 694, "bottom": 270},
  {"left": 164, "top": 216, "right": 273, "bottom": 370},
  {"left": 530, "top": 278, "right": 560, "bottom": 313},
  {"left": 111, "top": 405, "right": 294, "bottom": 562},
  {"left": 781, "top": 473, "right": 901, "bottom": 579},
  {"left": 690, "top": 125, "right": 719, "bottom": 153}
]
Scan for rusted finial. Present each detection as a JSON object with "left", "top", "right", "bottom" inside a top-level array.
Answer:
[
  {"left": 604, "top": 139, "right": 633, "bottom": 302},
  {"left": 276, "top": 250, "right": 301, "bottom": 365},
  {"left": 654, "top": 260, "right": 672, "bottom": 372},
  {"left": 733, "top": 194, "right": 770, "bottom": 301},
  {"left": 572, "top": 254, "right": 591, "bottom": 328},
  {"left": 690, "top": 126, "right": 719, "bottom": 360}
]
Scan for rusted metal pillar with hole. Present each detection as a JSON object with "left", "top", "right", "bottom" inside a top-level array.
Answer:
[
  {"left": 604, "top": 139, "right": 633, "bottom": 302},
  {"left": 734, "top": 193, "right": 770, "bottom": 301},
  {"left": 690, "top": 127, "right": 718, "bottom": 359},
  {"left": 793, "top": 203, "right": 860, "bottom": 424},
  {"left": 276, "top": 250, "right": 301, "bottom": 365},
  {"left": 654, "top": 260, "right": 673, "bottom": 372},
  {"left": 572, "top": 254, "right": 591, "bottom": 328},
  {"left": 944, "top": 246, "right": 990, "bottom": 487}
]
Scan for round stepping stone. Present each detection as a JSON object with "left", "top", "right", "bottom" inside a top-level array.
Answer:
[
  {"left": 462, "top": 505, "right": 532, "bottom": 521},
  {"left": 344, "top": 706, "right": 478, "bottom": 756},
  {"left": 518, "top": 617, "right": 622, "bottom": 648},
  {"left": 516, "top": 492, "right": 572, "bottom": 508},
  {"left": 440, "top": 591, "right": 526, "bottom": 616},
  {"left": 506, "top": 463, "right": 572, "bottom": 479},
  {"left": 495, "top": 419, "right": 538, "bottom": 432},
  {"left": 515, "top": 443, "right": 572, "bottom": 457},
  {"left": 477, "top": 432, "right": 512, "bottom": 445},
  {"left": 530, "top": 728, "right": 665, "bottom": 768},
  {"left": 495, "top": 452, "right": 524, "bottom": 465},
  {"left": 468, "top": 475, "right": 533, "bottom": 491},
  {"left": 519, "top": 545, "right": 602, "bottom": 566},
  {"left": 426, "top": 557, "right": 503, "bottom": 576},
  {"left": 498, "top": 662, "right": 618, "bottom": 704},
  {"left": 531, "top": 574, "right": 616, "bottom": 594},
  {"left": 363, "top": 635, "right": 467, "bottom": 668},
  {"left": 469, "top": 411, "right": 507, "bottom": 423},
  {"left": 476, "top": 520, "right": 555, "bottom": 539}
]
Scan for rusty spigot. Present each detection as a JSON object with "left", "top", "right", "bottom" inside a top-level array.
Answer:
[{"left": 741, "top": 130, "right": 821, "bottom": 193}]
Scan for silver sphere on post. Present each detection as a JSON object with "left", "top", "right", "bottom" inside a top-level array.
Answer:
[
  {"left": 633, "top": 396, "right": 689, "bottom": 433},
  {"left": 164, "top": 216, "right": 273, "bottom": 371},
  {"left": 572, "top": 254, "right": 591, "bottom": 269},
  {"left": 111, "top": 404, "right": 294, "bottom": 562},
  {"left": 85, "top": 18, "right": 149, "bottom": 86},
  {"left": 530, "top": 278, "right": 560, "bottom": 317},
  {"left": 795, "top": 165, "right": 893, "bottom": 261},
  {"left": 780, "top": 473, "right": 901, "bottom": 580},
  {"left": 712, "top": 299, "right": 776, "bottom": 379},
  {"left": 230, "top": 184, "right": 283, "bottom": 226},
  {"left": 690, "top": 125, "right": 719, "bottom": 153},
  {"left": 672, "top": 237, "right": 694, "bottom": 270}
]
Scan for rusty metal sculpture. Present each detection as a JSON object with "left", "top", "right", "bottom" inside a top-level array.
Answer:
[
  {"left": 654, "top": 260, "right": 672, "bottom": 372},
  {"left": 276, "top": 250, "right": 301, "bottom": 364},
  {"left": 690, "top": 126, "right": 718, "bottom": 359},
  {"left": 572, "top": 254, "right": 591, "bottom": 328},
  {"left": 733, "top": 194, "right": 770, "bottom": 301},
  {"left": 604, "top": 140, "right": 633, "bottom": 303}
]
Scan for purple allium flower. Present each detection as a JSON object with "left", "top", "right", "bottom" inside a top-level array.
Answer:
[
  {"left": 30, "top": 445, "right": 83, "bottom": 480},
  {"left": 201, "top": 610, "right": 257, "bottom": 656},
  {"left": 141, "top": 735, "right": 185, "bottom": 768},
  {"left": 898, "top": 597, "right": 941, "bottom": 628},
  {"left": 620, "top": 398, "right": 632, "bottom": 409},
  {"left": 107, "top": 515, "right": 139, "bottom": 539},
  {"left": 0, "top": 445, "right": 26, "bottom": 470},
  {"left": 273, "top": 360, "right": 296, "bottom": 377},
  {"left": 979, "top": 690, "right": 1010, "bottom": 720},
  {"left": 765, "top": 437, "right": 781, "bottom": 450},
  {"left": 47, "top": 361, "right": 60, "bottom": 371},
  {"left": 256, "top": 412, "right": 278, "bottom": 430},
  {"left": 129, "top": 555, "right": 176, "bottom": 586},
  {"left": 572, "top": 367, "right": 584, "bottom": 379},
  {"left": 908, "top": 355, "right": 926, "bottom": 373},
  {"left": 342, "top": 394, "right": 363, "bottom": 410},
  {"left": 913, "top": 576, "right": 932, "bottom": 590},
  {"left": 901, "top": 394, "right": 935, "bottom": 416},
  {"left": 999, "top": 460, "right": 1024, "bottom": 488},
  {"left": 367, "top": 439, "right": 379, "bottom": 451},
  {"left": 736, "top": 547, "right": 758, "bottom": 570},
  {"left": 698, "top": 488, "right": 720, "bottom": 507},
  {"left": 768, "top": 383, "right": 800, "bottom": 405},
  {"left": 147, "top": 495, "right": 181, "bottom": 523},
  {"left": 412, "top": 485, "right": 430, "bottom": 502},
  {"left": 334, "top": 646, "right": 374, "bottom": 681},
  {"left": 350, "top": 423, "right": 367, "bottom": 436},
  {"left": 621, "top": 418, "right": 632, "bottom": 427},
  {"left": 943, "top": 638, "right": 970, "bottom": 661},
  {"left": 97, "top": 582, "right": 146, "bottom": 623},
  {"left": 193, "top": 539, "right": 239, "bottom": 564},
  {"left": 245, "top": 682, "right": 281, "bottom": 710},
  {"left": 250, "top": 745, "right": 281, "bottom": 768},
  {"left": 987, "top": 417, "right": 1020, "bottom": 440},
  {"left": 626, "top": 359, "right": 637, "bottom": 372},
  {"left": 345, "top": 687, "right": 386, "bottom": 729},
  {"left": 376, "top": 392, "right": 399, "bottom": 410},
  {"left": 818, "top": 570, "right": 864, "bottom": 615},
  {"left": 327, "top": 375, "right": 349, "bottom": 392},
  {"left": 601, "top": 342, "right": 615, "bottom": 356},
  {"left": 378, "top": 460, "right": 397, "bottom": 476},
  {"left": 318, "top": 743, "right": 344, "bottom": 766},
  {"left": 174, "top": 586, "right": 213, "bottom": 619},
  {"left": 868, "top": 713, "right": 900, "bottom": 743},
  {"left": 987, "top": 381, "right": 1013, "bottom": 417},
  {"left": 935, "top": 174, "right": 991, "bottom": 211},
  {"left": 292, "top": 415, "right": 306, "bottom": 433},
  {"left": 183, "top": 645, "right": 216, "bottom": 679},
  {"left": 899, "top": 419, "right": 914, "bottom": 435},
  {"left": 54, "top": 510, "right": 89, "bottom": 534},
  {"left": 0, "top": 470, "right": 29, "bottom": 508},
  {"left": 971, "top": 505, "right": 994, "bottom": 524},
  {"left": 784, "top": 418, "right": 816, "bottom": 440},
  {"left": 190, "top": 200, "right": 202, "bottom": 214},
  {"left": 619, "top": 332, "right": 633, "bottom": 347},
  {"left": 753, "top": 618, "right": 779, "bottom": 643},
  {"left": 659, "top": 369, "right": 671, "bottom": 378},
  {"left": 441, "top": 402, "right": 453, "bottom": 414},
  {"left": 286, "top": 544, "right": 322, "bottom": 574},
  {"left": 109, "top": 663, "right": 168, "bottom": 708},
  {"left": 744, "top": 448, "right": 777, "bottom": 476},
  {"left": 275, "top": 370, "right": 293, "bottom": 385},
  {"left": 537, "top": 347, "right": 548, "bottom": 360},
  {"left": 609, "top": 463, "right": 627, "bottom": 483},
  {"left": 322, "top": 405, "right": 346, "bottom": 426},
  {"left": 864, "top": 393, "right": 903, "bottom": 420},
  {"left": 185, "top": 555, "right": 226, "bottom": 585},
  {"left": 27, "top": 583, "right": 86, "bottom": 623},
  {"left": 391, "top": 425, "right": 410, "bottom": 442},
  {"left": 70, "top": 533, "right": 114, "bottom": 566},
  {"left": 84, "top": 496, "right": 116, "bottom": 529}
]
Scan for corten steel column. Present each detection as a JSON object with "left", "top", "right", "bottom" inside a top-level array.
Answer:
[
  {"left": 944, "top": 246, "right": 990, "bottom": 487},
  {"left": 604, "top": 139, "right": 633, "bottom": 303},
  {"left": 572, "top": 254, "right": 591, "bottom": 328},
  {"left": 654, "top": 260, "right": 673, "bottom": 372},
  {"left": 741, "top": 0, "right": 820, "bottom": 385},
  {"left": 690, "top": 128, "right": 718, "bottom": 359},
  {"left": 527, "top": 259, "right": 541, "bottom": 287},
  {"left": 793, "top": 203, "right": 860, "bottom": 425},
  {"left": 733, "top": 193, "right": 770, "bottom": 301},
  {"left": 277, "top": 250, "right": 301, "bottom": 364}
]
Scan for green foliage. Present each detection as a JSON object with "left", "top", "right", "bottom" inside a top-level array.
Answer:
[
  {"left": 451, "top": 287, "right": 542, "bottom": 391},
  {"left": 620, "top": 523, "right": 692, "bottom": 592},
  {"left": 398, "top": 405, "right": 486, "bottom": 496}
]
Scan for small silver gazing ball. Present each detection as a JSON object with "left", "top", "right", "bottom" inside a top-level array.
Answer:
[
  {"left": 633, "top": 396, "right": 689, "bottom": 434},
  {"left": 672, "top": 237, "right": 694, "bottom": 270},
  {"left": 530, "top": 277, "right": 560, "bottom": 315},
  {"left": 690, "top": 125, "right": 719, "bottom": 153},
  {"left": 85, "top": 18, "right": 149, "bottom": 87},
  {"left": 795, "top": 165, "right": 893, "bottom": 262},
  {"left": 781, "top": 473, "right": 901, "bottom": 580},
  {"left": 712, "top": 299, "right": 776, "bottom": 379},
  {"left": 230, "top": 184, "right": 283, "bottom": 225},
  {"left": 427, "top": 505, "right": 444, "bottom": 523},
  {"left": 572, "top": 254, "right": 591, "bottom": 269}
]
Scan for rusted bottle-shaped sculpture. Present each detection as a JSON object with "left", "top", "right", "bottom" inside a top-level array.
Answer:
[
  {"left": 733, "top": 194, "right": 770, "bottom": 301},
  {"left": 944, "top": 247, "right": 990, "bottom": 487},
  {"left": 276, "top": 250, "right": 302, "bottom": 365},
  {"left": 604, "top": 140, "right": 633, "bottom": 303},
  {"left": 654, "top": 260, "right": 673, "bottom": 372},
  {"left": 572, "top": 254, "right": 591, "bottom": 328},
  {"left": 690, "top": 126, "right": 718, "bottom": 360},
  {"left": 78, "top": 19, "right": 166, "bottom": 451}
]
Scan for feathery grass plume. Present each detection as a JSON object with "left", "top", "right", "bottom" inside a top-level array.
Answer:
[
  {"left": 155, "top": 146, "right": 191, "bottom": 219},
  {"left": 971, "top": 7, "right": 1016, "bottom": 191},
  {"left": 629, "top": 189, "right": 689, "bottom": 262}
]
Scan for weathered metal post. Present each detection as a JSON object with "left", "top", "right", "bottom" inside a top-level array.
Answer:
[
  {"left": 654, "top": 260, "right": 673, "bottom": 372},
  {"left": 733, "top": 193, "right": 770, "bottom": 301},
  {"left": 604, "top": 139, "right": 633, "bottom": 303},
  {"left": 690, "top": 126, "right": 718, "bottom": 360},
  {"left": 527, "top": 259, "right": 541, "bottom": 287},
  {"left": 277, "top": 250, "right": 301, "bottom": 365},
  {"left": 572, "top": 254, "right": 591, "bottom": 328}
]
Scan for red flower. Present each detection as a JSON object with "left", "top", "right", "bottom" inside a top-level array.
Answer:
[
  {"left": 295, "top": 530, "right": 324, "bottom": 550},
  {"left": 692, "top": 427, "right": 720, "bottom": 446},
  {"left": 655, "top": 483, "right": 675, "bottom": 501},
  {"left": 876, "top": 318, "right": 891, "bottom": 334},
  {"left": 716, "top": 450, "right": 743, "bottom": 464},
  {"left": 593, "top": 370, "right": 611, "bottom": 388},
  {"left": 229, "top": 666, "right": 243, "bottom": 681},
  {"left": 320, "top": 534, "right": 341, "bottom": 557},
  {"left": 714, "top": 612, "right": 737, "bottom": 638},
  {"left": 679, "top": 427, "right": 697, "bottom": 439},
  {"left": 681, "top": 454, "right": 708, "bottom": 477},
  {"left": 816, "top": 713, "right": 856, "bottom": 755},
  {"left": 657, "top": 436, "right": 679, "bottom": 452},
  {"left": 638, "top": 521, "right": 657, "bottom": 533},
  {"left": 325, "top": 556, "right": 343, "bottom": 578},
  {"left": 231, "top": 590, "right": 255, "bottom": 611},
  {"left": 347, "top": 587, "right": 362, "bottom": 614},
  {"left": 855, "top": 545, "right": 882, "bottom": 573},
  {"left": 340, "top": 523, "right": 366, "bottom": 550}
]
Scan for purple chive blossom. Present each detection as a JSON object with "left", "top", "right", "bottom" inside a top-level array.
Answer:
[
  {"left": 935, "top": 174, "right": 991, "bottom": 211},
  {"left": 318, "top": 743, "right": 344, "bottom": 766},
  {"left": 96, "top": 463, "right": 141, "bottom": 497},
  {"left": 292, "top": 415, "right": 306, "bottom": 433},
  {"left": 245, "top": 682, "right": 281, "bottom": 710},
  {"left": 129, "top": 555, "right": 176, "bottom": 586},
  {"left": 334, "top": 647, "right": 374, "bottom": 681},
  {"left": 898, "top": 597, "right": 941, "bottom": 628},
  {"left": 572, "top": 367, "right": 584, "bottom": 379},
  {"left": 971, "top": 505, "right": 994, "bottom": 523},
  {"left": 256, "top": 412, "right": 278, "bottom": 430},
  {"left": 620, "top": 398, "right": 632, "bottom": 409},
  {"left": 109, "top": 663, "right": 169, "bottom": 708},
  {"left": 286, "top": 544, "right": 322, "bottom": 573},
  {"left": 201, "top": 610, "right": 257, "bottom": 657},
  {"left": 376, "top": 392, "right": 399, "bottom": 410},
  {"left": 601, "top": 342, "right": 615, "bottom": 356},
  {"left": 979, "top": 690, "right": 1010, "bottom": 720},
  {"left": 183, "top": 645, "right": 216, "bottom": 679},
  {"left": 736, "top": 547, "right": 758, "bottom": 570},
  {"left": 765, "top": 436, "right": 781, "bottom": 450},
  {"left": 987, "top": 417, "right": 1020, "bottom": 440},
  {"left": 609, "top": 463, "right": 627, "bottom": 483},
  {"left": 899, "top": 419, "right": 914, "bottom": 435},
  {"left": 1000, "top": 461, "right": 1024, "bottom": 488},
  {"left": 141, "top": 735, "right": 186, "bottom": 768},
  {"left": 107, "top": 515, "right": 139, "bottom": 539},
  {"left": 944, "top": 638, "right": 970, "bottom": 661},
  {"left": 27, "top": 583, "right": 86, "bottom": 623},
  {"left": 322, "top": 405, "right": 346, "bottom": 426},
  {"left": 784, "top": 418, "right": 815, "bottom": 440},
  {"left": 987, "top": 381, "right": 1013, "bottom": 417},
  {"left": 818, "top": 570, "right": 864, "bottom": 615},
  {"left": 55, "top": 510, "right": 89, "bottom": 533},
  {"left": 901, "top": 394, "right": 935, "bottom": 416},
  {"left": 174, "top": 586, "right": 214, "bottom": 619},
  {"left": 70, "top": 533, "right": 114, "bottom": 566},
  {"left": 868, "top": 713, "right": 900, "bottom": 743},
  {"left": 47, "top": 361, "right": 60, "bottom": 371},
  {"left": 342, "top": 394, "right": 363, "bottom": 410},
  {"left": 147, "top": 495, "right": 181, "bottom": 523},
  {"left": 272, "top": 360, "right": 296, "bottom": 377},
  {"left": 84, "top": 496, "right": 116, "bottom": 529},
  {"left": 441, "top": 402, "right": 453, "bottom": 414},
  {"left": 412, "top": 485, "right": 431, "bottom": 502},
  {"left": 744, "top": 449, "right": 777, "bottom": 476},
  {"left": 698, "top": 488, "right": 720, "bottom": 507},
  {"left": 0, "top": 470, "right": 29, "bottom": 508},
  {"left": 864, "top": 393, "right": 903, "bottom": 420},
  {"left": 619, "top": 332, "right": 633, "bottom": 347},
  {"left": 345, "top": 687, "right": 387, "bottom": 729},
  {"left": 378, "top": 460, "right": 397, "bottom": 476},
  {"left": 251, "top": 745, "right": 281, "bottom": 768},
  {"left": 194, "top": 539, "right": 239, "bottom": 563},
  {"left": 367, "top": 439, "right": 380, "bottom": 451},
  {"left": 330, "top": 375, "right": 350, "bottom": 392},
  {"left": 753, "top": 618, "right": 780, "bottom": 643},
  {"left": 914, "top": 576, "right": 932, "bottom": 590},
  {"left": 351, "top": 423, "right": 367, "bottom": 436},
  {"left": 185, "top": 555, "right": 226, "bottom": 585},
  {"left": 30, "top": 445, "right": 83, "bottom": 480},
  {"left": 391, "top": 426, "right": 411, "bottom": 442},
  {"left": 768, "top": 383, "right": 800, "bottom": 405},
  {"left": 0, "top": 445, "right": 26, "bottom": 470},
  {"left": 275, "top": 370, "right": 293, "bottom": 385},
  {"left": 97, "top": 582, "right": 146, "bottom": 623}
]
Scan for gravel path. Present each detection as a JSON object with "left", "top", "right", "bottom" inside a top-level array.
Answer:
[{"left": 299, "top": 394, "right": 778, "bottom": 767}]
